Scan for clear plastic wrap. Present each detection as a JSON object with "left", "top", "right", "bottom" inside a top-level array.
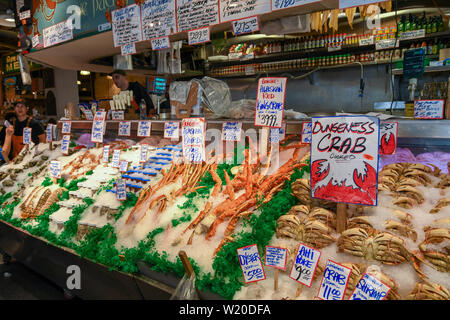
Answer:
[
  {"left": 199, "top": 77, "right": 232, "bottom": 117},
  {"left": 169, "top": 273, "right": 199, "bottom": 300}
]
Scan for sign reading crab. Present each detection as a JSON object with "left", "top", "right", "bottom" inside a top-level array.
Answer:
[{"left": 310, "top": 116, "right": 380, "bottom": 206}]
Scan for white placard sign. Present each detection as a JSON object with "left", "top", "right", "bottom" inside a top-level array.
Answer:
[
  {"left": 301, "top": 122, "right": 312, "bottom": 144},
  {"left": 176, "top": 0, "right": 219, "bottom": 32},
  {"left": 49, "top": 161, "right": 61, "bottom": 179},
  {"left": 317, "top": 260, "right": 352, "bottom": 300},
  {"left": 112, "top": 111, "right": 125, "bottom": 120},
  {"left": 414, "top": 100, "right": 445, "bottom": 119},
  {"left": 221, "top": 0, "right": 269, "bottom": 22},
  {"left": 237, "top": 244, "right": 266, "bottom": 284},
  {"left": 349, "top": 273, "right": 391, "bottom": 300},
  {"left": 188, "top": 27, "right": 210, "bottom": 45},
  {"left": 46, "top": 124, "right": 53, "bottom": 143},
  {"left": 359, "top": 36, "right": 374, "bottom": 46},
  {"left": 264, "top": 246, "right": 287, "bottom": 271},
  {"left": 231, "top": 16, "right": 260, "bottom": 35},
  {"left": 43, "top": 20, "right": 73, "bottom": 48},
  {"left": 91, "top": 112, "right": 106, "bottom": 143},
  {"left": 339, "top": 0, "right": 387, "bottom": 9},
  {"left": 150, "top": 36, "right": 170, "bottom": 50},
  {"left": 182, "top": 118, "right": 206, "bottom": 163},
  {"left": 272, "top": 0, "right": 321, "bottom": 11},
  {"left": 23, "top": 127, "right": 32, "bottom": 145},
  {"left": 221, "top": 121, "right": 242, "bottom": 142},
  {"left": 137, "top": 121, "right": 152, "bottom": 137},
  {"left": 61, "top": 121, "right": 71, "bottom": 134},
  {"left": 116, "top": 178, "right": 127, "bottom": 201},
  {"left": 121, "top": 42, "right": 136, "bottom": 55},
  {"left": 142, "top": 0, "right": 176, "bottom": 39},
  {"left": 118, "top": 121, "right": 131, "bottom": 136},
  {"left": 310, "top": 116, "right": 380, "bottom": 206},
  {"left": 269, "top": 128, "right": 280, "bottom": 143},
  {"left": 400, "top": 29, "right": 426, "bottom": 41},
  {"left": 61, "top": 135, "right": 71, "bottom": 155},
  {"left": 379, "top": 121, "right": 398, "bottom": 155},
  {"left": 289, "top": 243, "right": 321, "bottom": 287},
  {"left": 140, "top": 144, "right": 149, "bottom": 163},
  {"left": 164, "top": 121, "right": 180, "bottom": 139},
  {"left": 255, "top": 77, "right": 287, "bottom": 128},
  {"left": 19, "top": 10, "right": 31, "bottom": 20},
  {"left": 111, "top": 149, "right": 121, "bottom": 168},
  {"left": 119, "top": 160, "right": 129, "bottom": 172},
  {"left": 32, "top": 35, "right": 40, "bottom": 48},
  {"left": 111, "top": 4, "right": 143, "bottom": 47},
  {"left": 375, "top": 39, "right": 399, "bottom": 50},
  {"left": 102, "top": 145, "right": 110, "bottom": 163}
]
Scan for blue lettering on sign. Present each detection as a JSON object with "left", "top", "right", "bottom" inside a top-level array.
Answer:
[
  {"left": 355, "top": 278, "right": 387, "bottom": 300},
  {"left": 257, "top": 100, "right": 283, "bottom": 110},
  {"left": 259, "top": 84, "right": 283, "bottom": 93},
  {"left": 239, "top": 251, "right": 260, "bottom": 266},
  {"left": 246, "top": 268, "right": 264, "bottom": 281},
  {"left": 323, "top": 268, "right": 346, "bottom": 285}
]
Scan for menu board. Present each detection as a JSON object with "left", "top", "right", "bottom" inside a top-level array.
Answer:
[
  {"left": 219, "top": 0, "right": 270, "bottom": 23},
  {"left": 43, "top": 20, "right": 74, "bottom": 48},
  {"left": 112, "top": 4, "right": 143, "bottom": 47},
  {"left": 142, "top": 0, "right": 177, "bottom": 40},
  {"left": 176, "top": 0, "right": 220, "bottom": 32}
]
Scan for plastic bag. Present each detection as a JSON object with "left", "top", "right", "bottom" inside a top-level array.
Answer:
[
  {"left": 199, "top": 77, "right": 232, "bottom": 117},
  {"left": 169, "top": 273, "right": 199, "bottom": 300}
]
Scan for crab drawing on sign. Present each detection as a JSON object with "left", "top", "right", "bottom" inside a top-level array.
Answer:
[{"left": 379, "top": 122, "right": 398, "bottom": 155}]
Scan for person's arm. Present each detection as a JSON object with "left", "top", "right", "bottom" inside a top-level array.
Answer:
[{"left": 2, "top": 126, "right": 14, "bottom": 161}]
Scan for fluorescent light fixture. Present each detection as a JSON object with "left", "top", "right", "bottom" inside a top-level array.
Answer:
[{"left": 80, "top": 70, "right": 90, "bottom": 75}]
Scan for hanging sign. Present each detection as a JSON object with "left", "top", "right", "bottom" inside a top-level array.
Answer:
[
  {"left": 137, "top": 121, "right": 152, "bottom": 137},
  {"left": 272, "top": 0, "right": 321, "bottom": 11},
  {"left": 289, "top": 243, "right": 321, "bottom": 287},
  {"left": 349, "top": 273, "right": 391, "bottom": 300},
  {"left": 317, "top": 260, "right": 352, "bottom": 300},
  {"left": 61, "top": 121, "right": 71, "bottom": 134},
  {"left": 43, "top": 20, "right": 73, "bottom": 48},
  {"left": 102, "top": 145, "right": 110, "bottom": 163},
  {"left": 264, "top": 246, "right": 287, "bottom": 271},
  {"left": 231, "top": 16, "right": 260, "bottom": 35},
  {"left": 176, "top": 0, "right": 219, "bottom": 32},
  {"left": 310, "top": 116, "right": 380, "bottom": 206},
  {"left": 142, "top": 0, "right": 177, "bottom": 40},
  {"left": 379, "top": 121, "right": 398, "bottom": 155},
  {"left": 121, "top": 42, "right": 136, "bottom": 55},
  {"left": 116, "top": 178, "right": 127, "bottom": 201},
  {"left": 255, "top": 77, "right": 287, "bottom": 128},
  {"left": 61, "top": 135, "right": 71, "bottom": 155},
  {"left": 49, "top": 161, "right": 61, "bottom": 179},
  {"left": 181, "top": 117, "right": 206, "bottom": 163},
  {"left": 188, "top": 27, "right": 210, "bottom": 45},
  {"left": 414, "top": 100, "right": 445, "bottom": 119},
  {"left": 237, "top": 244, "right": 266, "bottom": 284},
  {"left": 301, "top": 122, "right": 312, "bottom": 144},
  {"left": 339, "top": 0, "right": 388, "bottom": 9},
  {"left": 118, "top": 121, "right": 131, "bottom": 136},
  {"left": 220, "top": 0, "right": 269, "bottom": 22},
  {"left": 111, "top": 149, "right": 121, "bottom": 168},
  {"left": 221, "top": 121, "right": 242, "bottom": 142},
  {"left": 164, "top": 121, "right": 180, "bottom": 139},
  {"left": 111, "top": 4, "right": 143, "bottom": 47},
  {"left": 151, "top": 36, "right": 171, "bottom": 51}
]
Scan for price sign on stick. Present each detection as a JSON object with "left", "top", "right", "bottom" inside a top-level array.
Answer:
[
  {"left": 301, "top": 122, "right": 312, "bottom": 144},
  {"left": 61, "top": 121, "right": 71, "bottom": 134},
  {"left": 119, "top": 160, "right": 129, "bottom": 173},
  {"left": 116, "top": 178, "right": 127, "bottom": 201},
  {"left": 289, "top": 243, "right": 321, "bottom": 287},
  {"left": 182, "top": 118, "right": 206, "bottom": 163},
  {"left": 140, "top": 144, "right": 149, "bottom": 163},
  {"left": 272, "top": 0, "right": 321, "bottom": 11},
  {"left": 310, "top": 116, "right": 380, "bottom": 206},
  {"left": 255, "top": 77, "right": 287, "bottom": 128},
  {"left": 237, "top": 244, "right": 266, "bottom": 284},
  {"left": 188, "top": 27, "right": 210, "bottom": 45},
  {"left": 121, "top": 42, "right": 136, "bottom": 55},
  {"left": 61, "top": 135, "right": 71, "bottom": 155},
  {"left": 46, "top": 124, "right": 53, "bottom": 142},
  {"left": 151, "top": 36, "right": 170, "bottom": 50},
  {"left": 379, "top": 121, "right": 398, "bottom": 155},
  {"left": 317, "top": 260, "right": 352, "bottom": 300},
  {"left": 222, "top": 122, "right": 242, "bottom": 142},
  {"left": 137, "top": 121, "right": 151, "bottom": 137},
  {"left": 164, "top": 121, "right": 180, "bottom": 140},
  {"left": 102, "top": 145, "right": 110, "bottom": 163},
  {"left": 349, "top": 273, "right": 391, "bottom": 300},
  {"left": 232, "top": 16, "right": 259, "bottom": 35},
  {"left": 23, "top": 127, "right": 32, "bottom": 145},
  {"left": 111, "top": 149, "right": 121, "bottom": 168},
  {"left": 49, "top": 161, "right": 61, "bottom": 179},
  {"left": 118, "top": 121, "right": 131, "bottom": 136},
  {"left": 265, "top": 246, "right": 287, "bottom": 270}
]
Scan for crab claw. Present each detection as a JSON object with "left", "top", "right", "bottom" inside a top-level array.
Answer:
[
  {"left": 311, "top": 159, "right": 330, "bottom": 186},
  {"left": 379, "top": 133, "right": 396, "bottom": 155},
  {"left": 353, "top": 161, "right": 377, "bottom": 199}
]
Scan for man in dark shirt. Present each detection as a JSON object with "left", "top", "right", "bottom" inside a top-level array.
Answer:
[
  {"left": 110, "top": 69, "right": 155, "bottom": 116},
  {"left": 0, "top": 100, "right": 45, "bottom": 162}
]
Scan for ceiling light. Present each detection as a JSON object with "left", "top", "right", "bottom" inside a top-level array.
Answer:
[{"left": 80, "top": 70, "right": 90, "bottom": 75}]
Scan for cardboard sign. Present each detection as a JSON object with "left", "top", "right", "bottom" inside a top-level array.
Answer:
[
  {"left": 121, "top": 42, "right": 136, "bottom": 55},
  {"left": 301, "top": 122, "right": 312, "bottom": 144},
  {"left": 188, "top": 27, "right": 210, "bottom": 45},
  {"left": 255, "top": 77, "right": 287, "bottom": 128},
  {"left": 310, "top": 116, "right": 380, "bottom": 206},
  {"left": 137, "top": 121, "right": 152, "bottom": 137},
  {"left": 222, "top": 121, "right": 242, "bottom": 142},
  {"left": 289, "top": 243, "right": 321, "bottom": 287},
  {"left": 272, "top": 0, "right": 321, "bottom": 11},
  {"left": 112, "top": 111, "right": 125, "bottom": 120},
  {"left": 317, "top": 260, "right": 352, "bottom": 300},
  {"left": 231, "top": 16, "right": 260, "bottom": 35},
  {"left": 61, "top": 121, "right": 71, "bottom": 134},
  {"left": 182, "top": 118, "right": 206, "bottom": 163},
  {"left": 118, "top": 121, "right": 131, "bottom": 136},
  {"left": 119, "top": 160, "right": 129, "bottom": 172},
  {"left": 111, "top": 4, "right": 143, "bottom": 47},
  {"left": 151, "top": 36, "right": 171, "bottom": 50},
  {"left": 23, "top": 127, "right": 32, "bottom": 145},
  {"left": 414, "top": 100, "right": 445, "bottom": 119},
  {"left": 43, "top": 20, "right": 73, "bottom": 48},
  {"left": 102, "top": 145, "right": 110, "bottom": 163},
  {"left": 111, "top": 149, "right": 121, "bottom": 168},
  {"left": 140, "top": 144, "right": 149, "bottom": 163},
  {"left": 176, "top": 0, "right": 219, "bottom": 32},
  {"left": 115, "top": 178, "right": 127, "bottom": 201},
  {"left": 141, "top": 0, "right": 176, "bottom": 40},
  {"left": 264, "top": 246, "right": 287, "bottom": 271},
  {"left": 49, "top": 161, "right": 61, "bottom": 179},
  {"left": 164, "top": 121, "right": 180, "bottom": 140},
  {"left": 61, "top": 135, "right": 71, "bottom": 155},
  {"left": 237, "top": 244, "right": 266, "bottom": 284},
  {"left": 339, "top": 0, "right": 387, "bottom": 9},
  {"left": 349, "top": 273, "right": 391, "bottom": 300},
  {"left": 379, "top": 121, "right": 398, "bottom": 155}
]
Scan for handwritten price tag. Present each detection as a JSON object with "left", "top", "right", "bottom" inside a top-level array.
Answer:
[
  {"left": 414, "top": 100, "right": 445, "bottom": 119},
  {"left": 221, "top": 122, "right": 242, "bottom": 142},
  {"left": 61, "top": 121, "right": 71, "bottom": 134},
  {"left": 111, "top": 149, "right": 121, "bottom": 168},
  {"left": 46, "top": 124, "right": 54, "bottom": 142},
  {"left": 61, "top": 135, "right": 71, "bottom": 155},
  {"left": 255, "top": 77, "right": 287, "bottom": 128},
  {"left": 188, "top": 27, "right": 210, "bottom": 45},
  {"left": 151, "top": 36, "right": 170, "bottom": 50},
  {"left": 265, "top": 246, "right": 287, "bottom": 271},
  {"left": 119, "top": 160, "right": 129, "bottom": 172},
  {"left": 121, "top": 42, "right": 136, "bottom": 56},
  {"left": 289, "top": 243, "right": 321, "bottom": 287},
  {"left": 32, "top": 35, "right": 40, "bottom": 48},
  {"left": 116, "top": 178, "right": 127, "bottom": 201},
  {"left": 272, "top": 0, "right": 321, "bottom": 11},
  {"left": 112, "top": 110, "right": 124, "bottom": 120},
  {"left": 23, "top": 127, "right": 32, "bottom": 145},
  {"left": 164, "top": 121, "right": 180, "bottom": 139},
  {"left": 301, "top": 122, "right": 312, "bottom": 144},
  {"left": 237, "top": 244, "right": 266, "bottom": 284},
  {"left": 49, "top": 161, "right": 61, "bottom": 179},
  {"left": 137, "top": 121, "right": 152, "bottom": 137},
  {"left": 118, "top": 121, "right": 131, "bottom": 136},
  {"left": 317, "top": 260, "right": 352, "bottom": 300},
  {"left": 182, "top": 118, "right": 206, "bottom": 163},
  {"left": 140, "top": 144, "right": 149, "bottom": 163},
  {"left": 349, "top": 273, "right": 391, "bottom": 300},
  {"left": 232, "top": 16, "right": 259, "bottom": 35},
  {"left": 91, "top": 120, "right": 105, "bottom": 143},
  {"left": 102, "top": 145, "right": 110, "bottom": 163}
]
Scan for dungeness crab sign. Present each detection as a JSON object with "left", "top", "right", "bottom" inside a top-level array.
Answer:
[{"left": 310, "top": 116, "right": 380, "bottom": 206}]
